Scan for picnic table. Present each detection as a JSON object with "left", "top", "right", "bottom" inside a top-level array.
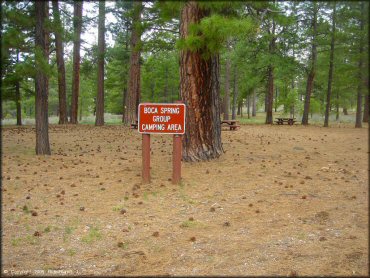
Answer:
[
  {"left": 221, "top": 120, "right": 240, "bottom": 131},
  {"left": 274, "top": 117, "right": 296, "bottom": 125},
  {"left": 131, "top": 120, "right": 138, "bottom": 129}
]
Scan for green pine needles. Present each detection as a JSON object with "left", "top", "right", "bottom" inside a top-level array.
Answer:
[{"left": 177, "top": 14, "right": 256, "bottom": 59}]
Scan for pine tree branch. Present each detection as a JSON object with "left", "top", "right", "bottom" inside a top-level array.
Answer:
[{"left": 150, "top": 26, "right": 179, "bottom": 34}]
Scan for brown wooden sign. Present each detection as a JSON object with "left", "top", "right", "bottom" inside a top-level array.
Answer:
[
  {"left": 138, "top": 103, "right": 186, "bottom": 134},
  {"left": 138, "top": 102, "right": 185, "bottom": 185}
]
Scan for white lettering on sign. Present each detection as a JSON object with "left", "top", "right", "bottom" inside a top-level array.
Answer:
[
  {"left": 167, "top": 124, "right": 182, "bottom": 131},
  {"left": 153, "top": 115, "right": 171, "bottom": 122},
  {"left": 138, "top": 103, "right": 185, "bottom": 134},
  {"left": 144, "top": 107, "right": 158, "bottom": 114},
  {"left": 141, "top": 124, "right": 165, "bottom": 131},
  {"left": 161, "top": 107, "right": 180, "bottom": 114}
]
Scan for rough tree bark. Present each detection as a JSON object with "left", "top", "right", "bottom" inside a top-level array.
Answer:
[
  {"left": 223, "top": 45, "right": 230, "bottom": 120},
  {"left": 240, "top": 100, "right": 243, "bottom": 117},
  {"left": 95, "top": 0, "right": 105, "bottom": 126},
  {"left": 232, "top": 64, "right": 238, "bottom": 120},
  {"left": 70, "top": 1, "right": 83, "bottom": 124},
  {"left": 121, "top": 24, "right": 129, "bottom": 123},
  {"left": 355, "top": 2, "right": 365, "bottom": 128},
  {"left": 252, "top": 89, "right": 256, "bottom": 117},
  {"left": 363, "top": 80, "right": 369, "bottom": 122},
  {"left": 124, "top": 1, "right": 142, "bottom": 125},
  {"left": 302, "top": 2, "right": 318, "bottom": 125},
  {"left": 265, "top": 18, "right": 275, "bottom": 124},
  {"left": 324, "top": 3, "right": 336, "bottom": 127},
  {"left": 247, "top": 95, "right": 250, "bottom": 119},
  {"left": 79, "top": 97, "right": 82, "bottom": 121},
  {"left": 265, "top": 65, "right": 274, "bottom": 124},
  {"left": 274, "top": 87, "right": 278, "bottom": 112},
  {"left": 15, "top": 49, "right": 22, "bottom": 126},
  {"left": 336, "top": 90, "right": 339, "bottom": 120},
  {"left": 237, "top": 100, "right": 241, "bottom": 116},
  {"left": 15, "top": 82, "right": 21, "bottom": 126},
  {"left": 264, "top": 93, "right": 267, "bottom": 112},
  {"left": 35, "top": 1, "right": 51, "bottom": 155},
  {"left": 52, "top": 0, "right": 68, "bottom": 124},
  {"left": 180, "top": 2, "right": 223, "bottom": 162}
]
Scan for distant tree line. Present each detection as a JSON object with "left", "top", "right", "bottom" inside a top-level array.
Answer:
[{"left": 1, "top": 1, "right": 368, "bottom": 159}]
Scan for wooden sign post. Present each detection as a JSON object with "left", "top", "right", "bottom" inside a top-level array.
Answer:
[{"left": 138, "top": 103, "right": 186, "bottom": 184}]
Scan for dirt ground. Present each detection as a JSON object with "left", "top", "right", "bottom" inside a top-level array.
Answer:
[{"left": 1, "top": 123, "right": 368, "bottom": 276}]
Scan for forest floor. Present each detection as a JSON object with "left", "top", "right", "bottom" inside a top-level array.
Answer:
[{"left": 2, "top": 123, "right": 368, "bottom": 276}]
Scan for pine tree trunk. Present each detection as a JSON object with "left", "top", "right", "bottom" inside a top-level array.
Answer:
[
  {"left": 274, "top": 87, "right": 278, "bottom": 112},
  {"left": 247, "top": 95, "right": 250, "bottom": 119},
  {"left": 171, "top": 86, "right": 175, "bottom": 102},
  {"left": 70, "top": 1, "right": 83, "bottom": 124},
  {"left": 237, "top": 100, "right": 241, "bottom": 116},
  {"left": 180, "top": 2, "right": 223, "bottom": 162},
  {"left": 150, "top": 81, "right": 155, "bottom": 100},
  {"left": 264, "top": 93, "right": 268, "bottom": 112},
  {"left": 343, "top": 107, "right": 348, "bottom": 115},
  {"left": 302, "top": 2, "right": 318, "bottom": 125},
  {"left": 52, "top": 0, "right": 68, "bottom": 124},
  {"left": 240, "top": 100, "right": 243, "bottom": 117},
  {"left": 266, "top": 18, "right": 275, "bottom": 124},
  {"left": 45, "top": 1, "right": 50, "bottom": 115},
  {"left": 124, "top": 1, "right": 142, "bottom": 125},
  {"left": 164, "top": 66, "right": 168, "bottom": 102},
  {"left": 355, "top": 2, "right": 364, "bottom": 128},
  {"left": 223, "top": 48, "right": 230, "bottom": 120},
  {"left": 324, "top": 3, "right": 336, "bottom": 127},
  {"left": 232, "top": 64, "right": 238, "bottom": 120},
  {"left": 121, "top": 88, "right": 127, "bottom": 122},
  {"left": 252, "top": 89, "right": 256, "bottom": 117},
  {"left": 95, "top": 1, "right": 105, "bottom": 126},
  {"left": 79, "top": 97, "right": 82, "bottom": 121},
  {"left": 15, "top": 50, "right": 22, "bottom": 126},
  {"left": 336, "top": 90, "right": 339, "bottom": 120},
  {"left": 35, "top": 1, "right": 51, "bottom": 155},
  {"left": 265, "top": 65, "right": 274, "bottom": 124},
  {"left": 363, "top": 88, "right": 369, "bottom": 122},
  {"left": 122, "top": 26, "right": 129, "bottom": 123},
  {"left": 15, "top": 81, "right": 22, "bottom": 126},
  {"left": 290, "top": 79, "right": 295, "bottom": 117}
]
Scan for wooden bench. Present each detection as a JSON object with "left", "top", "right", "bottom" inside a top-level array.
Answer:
[
  {"left": 130, "top": 120, "right": 138, "bottom": 129},
  {"left": 221, "top": 120, "right": 240, "bottom": 131},
  {"left": 274, "top": 117, "right": 296, "bottom": 125}
]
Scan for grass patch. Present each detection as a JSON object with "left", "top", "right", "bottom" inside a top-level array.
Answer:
[
  {"left": 112, "top": 204, "right": 125, "bottom": 212},
  {"left": 143, "top": 192, "right": 149, "bottom": 201},
  {"left": 7, "top": 145, "right": 34, "bottom": 156},
  {"left": 63, "top": 225, "right": 76, "bottom": 242},
  {"left": 24, "top": 224, "right": 31, "bottom": 231},
  {"left": 22, "top": 205, "right": 30, "bottom": 214},
  {"left": 11, "top": 237, "right": 22, "bottom": 247},
  {"left": 67, "top": 249, "right": 77, "bottom": 256},
  {"left": 297, "top": 232, "right": 306, "bottom": 240},
  {"left": 151, "top": 243, "right": 164, "bottom": 253},
  {"left": 143, "top": 191, "right": 159, "bottom": 201},
  {"left": 118, "top": 242, "right": 129, "bottom": 249},
  {"left": 81, "top": 227, "right": 102, "bottom": 243},
  {"left": 179, "top": 192, "right": 197, "bottom": 205},
  {"left": 25, "top": 235, "right": 40, "bottom": 245},
  {"left": 65, "top": 226, "right": 75, "bottom": 235},
  {"left": 180, "top": 220, "right": 199, "bottom": 228}
]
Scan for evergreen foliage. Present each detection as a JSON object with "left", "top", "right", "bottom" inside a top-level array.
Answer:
[{"left": 1, "top": 1, "right": 368, "bottom": 126}]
